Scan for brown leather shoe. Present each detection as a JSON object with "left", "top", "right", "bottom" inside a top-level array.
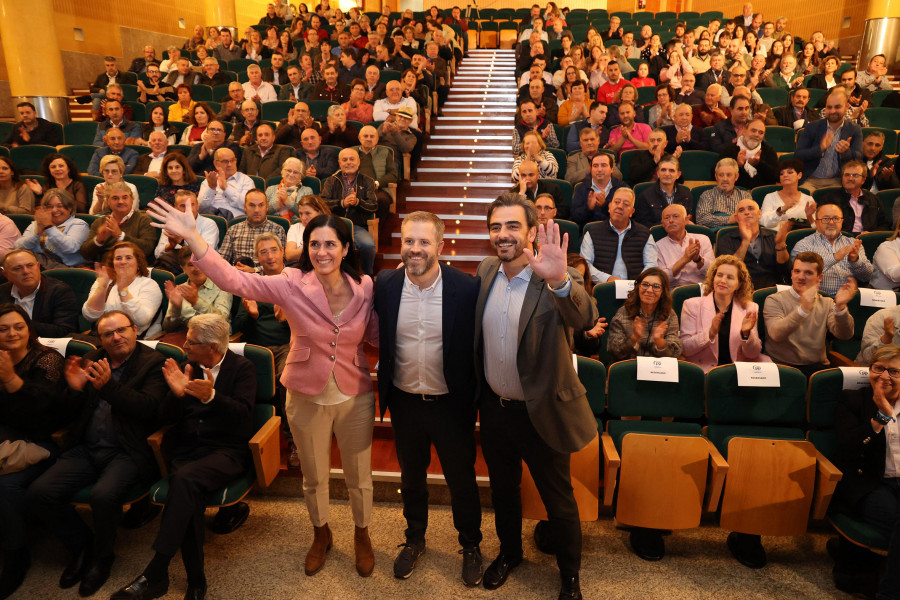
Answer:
[
  {"left": 354, "top": 526, "right": 375, "bottom": 577},
  {"left": 304, "top": 525, "right": 332, "bottom": 576}
]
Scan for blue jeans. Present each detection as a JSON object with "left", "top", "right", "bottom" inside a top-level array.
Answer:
[
  {"left": 353, "top": 225, "right": 375, "bottom": 276},
  {"left": 857, "top": 477, "right": 900, "bottom": 599},
  {"left": 90, "top": 91, "right": 107, "bottom": 111}
]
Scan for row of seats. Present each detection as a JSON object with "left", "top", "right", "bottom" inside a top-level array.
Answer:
[
  {"left": 565, "top": 356, "right": 874, "bottom": 554},
  {"left": 54, "top": 338, "right": 280, "bottom": 522},
  {"left": 0, "top": 102, "right": 376, "bottom": 146},
  {"left": 587, "top": 281, "right": 896, "bottom": 367}
]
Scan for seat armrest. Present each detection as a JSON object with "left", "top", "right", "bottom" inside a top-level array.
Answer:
[
  {"left": 52, "top": 425, "right": 75, "bottom": 450},
  {"left": 387, "top": 183, "right": 397, "bottom": 213},
  {"left": 705, "top": 439, "right": 729, "bottom": 513},
  {"left": 812, "top": 448, "right": 843, "bottom": 520},
  {"left": 249, "top": 415, "right": 282, "bottom": 487},
  {"left": 403, "top": 153, "right": 411, "bottom": 181},
  {"left": 146, "top": 424, "right": 175, "bottom": 478},
  {"left": 600, "top": 432, "right": 620, "bottom": 507},
  {"left": 827, "top": 351, "right": 855, "bottom": 367},
  {"left": 367, "top": 218, "right": 379, "bottom": 249}
]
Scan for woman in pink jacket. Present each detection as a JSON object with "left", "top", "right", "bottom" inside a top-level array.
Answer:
[
  {"left": 148, "top": 202, "right": 378, "bottom": 578},
  {"left": 680, "top": 255, "right": 770, "bottom": 372}
]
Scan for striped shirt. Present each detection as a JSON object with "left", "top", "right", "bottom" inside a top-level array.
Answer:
[
  {"left": 790, "top": 232, "right": 874, "bottom": 296},
  {"left": 695, "top": 187, "right": 751, "bottom": 229}
]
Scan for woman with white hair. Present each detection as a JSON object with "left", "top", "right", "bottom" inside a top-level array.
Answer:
[{"left": 266, "top": 158, "right": 314, "bottom": 220}]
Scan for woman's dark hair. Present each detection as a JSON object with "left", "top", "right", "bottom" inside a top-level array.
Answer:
[
  {"left": 157, "top": 153, "right": 198, "bottom": 186},
  {"left": 0, "top": 156, "right": 23, "bottom": 188},
  {"left": 148, "top": 104, "right": 171, "bottom": 126},
  {"left": 298, "top": 215, "right": 362, "bottom": 283},
  {"left": 623, "top": 267, "right": 673, "bottom": 319},
  {"left": 190, "top": 102, "right": 214, "bottom": 126},
  {"left": 0, "top": 303, "right": 41, "bottom": 350},
  {"left": 778, "top": 158, "right": 805, "bottom": 177},
  {"left": 40, "top": 153, "right": 82, "bottom": 184}
]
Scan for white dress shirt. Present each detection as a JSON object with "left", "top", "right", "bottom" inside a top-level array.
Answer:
[
  {"left": 154, "top": 214, "right": 220, "bottom": 257},
  {"left": 884, "top": 401, "right": 900, "bottom": 478},
  {"left": 10, "top": 283, "right": 40, "bottom": 317},
  {"left": 393, "top": 268, "right": 448, "bottom": 395},
  {"left": 197, "top": 172, "right": 256, "bottom": 217},
  {"left": 242, "top": 81, "right": 278, "bottom": 103}
]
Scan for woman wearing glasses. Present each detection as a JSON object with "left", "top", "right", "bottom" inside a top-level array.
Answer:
[
  {"left": 606, "top": 267, "right": 682, "bottom": 361},
  {"left": 679, "top": 255, "right": 770, "bottom": 372},
  {"left": 832, "top": 345, "right": 900, "bottom": 597}
]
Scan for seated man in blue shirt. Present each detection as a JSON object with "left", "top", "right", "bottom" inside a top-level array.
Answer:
[{"left": 87, "top": 128, "right": 139, "bottom": 176}]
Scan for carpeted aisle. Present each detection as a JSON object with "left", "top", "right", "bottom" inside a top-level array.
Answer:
[{"left": 13, "top": 492, "right": 846, "bottom": 599}]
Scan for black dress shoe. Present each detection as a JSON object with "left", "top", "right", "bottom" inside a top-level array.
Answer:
[
  {"left": 0, "top": 549, "right": 30, "bottom": 600},
  {"left": 727, "top": 532, "right": 767, "bottom": 569},
  {"left": 78, "top": 554, "right": 114, "bottom": 597},
  {"left": 184, "top": 580, "right": 207, "bottom": 600},
  {"left": 534, "top": 520, "right": 558, "bottom": 555},
  {"left": 122, "top": 498, "right": 162, "bottom": 530},
  {"left": 60, "top": 546, "right": 92, "bottom": 589},
  {"left": 629, "top": 527, "right": 665, "bottom": 561},
  {"left": 109, "top": 575, "right": 169, "bottom": 600},
  {"left": 559, "top": 573, "right": 583, "bottom": 600},
  {"left": 75, "top": 95, "right": 92, "bottom": 104},
  {"left": 209, "top": 502, "right": 250, "bottom": 534},
  {"left": 482, "top": 553, "right": 522, "bottom": 590}
]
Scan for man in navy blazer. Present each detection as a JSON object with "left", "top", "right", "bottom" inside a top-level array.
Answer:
[
  {"left": 795, "top": 88, "right": 863, "bottom": 189},
  {"left": 373, "top": 211, "right": 483, "bottom": 586}
]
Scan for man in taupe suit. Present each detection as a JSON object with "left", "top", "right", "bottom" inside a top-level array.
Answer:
[{"left": 475, "top": 193, "right": 599, "bottom": 600}]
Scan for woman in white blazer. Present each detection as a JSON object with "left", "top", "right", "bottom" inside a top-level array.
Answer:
[{"left": 680, "top": 254, "right": 771, "bottom": 372}]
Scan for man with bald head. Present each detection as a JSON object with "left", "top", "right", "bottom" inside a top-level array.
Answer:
[
  {"left": 580, "top": 187, "right": 658, "bottom": 284},
  {"left": 510, "top": 160, "right": 566, "bottom": 218},
  {"left": 297, "top": 127, "right": 339, "bottom": 179},
  {"left": 354, "top": 126, "right": 398, "bottom": 199},
  {"left": 321, "top": 148, "right": 379, "bottom": 274},
  {"left": 197, "top": 148, "right": 256, "bottom": 219},
  {"left": 796, "top": 87, "right": 863, "bottom": 189},
  {"left": 656, "top": 203, "right": 714, "bottom": 287},
  {"left": 87, "top": 127, "right": 139, "bottom": 176},
  {"left": 715, "top": 197, "right": 792, "bottom": 289},
  {"left": 274, "top": 102, "right": 317, "bottom": 150},
  {"left": 133, "top": 131, "right": 172, "bottom": 177},
  {"left": 229, "top": 99, "right": 261, "bottom": 147}
]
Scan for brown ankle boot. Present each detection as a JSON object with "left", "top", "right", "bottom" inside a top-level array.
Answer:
[
  {"left": 305, "top": 524, "right": 332, "bottom": 576},
  {"left": 354, "top": 526, "right": 375, "bottom": 577}
]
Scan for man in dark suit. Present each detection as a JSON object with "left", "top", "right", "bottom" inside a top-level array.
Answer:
[
  {"left": 110, "top": 314, "right": 255, "bottom": 600},
  {"left": 719, "top": 119, "right": 780, "bottom": 189},
  {"left": 663, "top": 103, "right": 708, "bottom": 154},
  {"left": 0, "top": 249, "right": 79, "bottom": 337},
  {"left": 133, "top": 131, "right": 178, "bottom": 177},
  {"left": 771, "top": 87, "right": 821, "bottom": 130},
  {"left": 795, "top": 88, "right": 863, "bottom": 189},
  {"left": 128, "top": 46, "right": 157, "bottom": 75},
  {"left": 373, "top": 212, "right": 483, "bottom": 586},
  {"left": 510, "top": 160, "right": 566, "bottom": 217},
  {"left": 819, "top": 160, "right": 891, "bottom": 233},
  {"left": 674, "top": 73, "right": 705, "bottom": 106},
  {"left": 88, "top": 57, "right": 136, "bottom": 120},
  {"left": 27, "top": 311, "right": 168, "bottom": 597},
  {"left": 296, "top": 127, "right": 339, "bottom": 179},
  {"left": 1, "top": 101, "right": 61, "bottom": 148},
  {"left": 261, "top": 52, "right": 289, "bottom": 87},
  {"left": 475, "top": 194, "right": 599, "bottom": 600}
]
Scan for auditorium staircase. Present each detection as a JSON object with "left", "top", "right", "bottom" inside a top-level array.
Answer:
[{"left": 330, "top": 49, "right": 519, "bottom": 491}]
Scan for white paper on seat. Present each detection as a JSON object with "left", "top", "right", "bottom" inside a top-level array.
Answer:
[
  {"left": 138, "top": 340, "right": 159, "bottom": 349},
  {"left": 859, "top": 288, "right": 897, "bottom": 309},
  {"left": 38, "top": 337, "right": 72, "bottom": 355},
  {"left": 735, "top": 361, "right": 781, "bottom": 387},
  {"left": 572, "top": 353, "right": 578, "bottom": 373},
  {"left": 636, "top": 356, "right": 679, "bottom": 382},
  {"left": 614, "top": 279, "right": 635, "bottom": 299},
  {"left": 840, "top": 366, "right": 870, "bottom": 390},
  {"left": 228, "top": 342, "right": 247, "bottom": 356}
]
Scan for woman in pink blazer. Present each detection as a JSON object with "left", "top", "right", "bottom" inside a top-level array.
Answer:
[
  {"left": 147, "top": 202, "right": 378, "bottom": 578},
  {"left": 680, "top": 255, "right": 771, "bottom": 372}
]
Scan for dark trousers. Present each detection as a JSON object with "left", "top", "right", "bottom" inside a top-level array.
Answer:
[
  {"left": 479, "top": 394, "right": 582, "bottom": 576},
  {"left": 857, "top": 478, "right": 900, "bottom": 599},
  {"left": 152, "top": 446, "right": 248, "bottom": 580},
  {"left": 785, "top": 362, "right": 829, "bottom": 380},
  {"left": 389, "top": 387, "right": 482, "bottom": 547},
  {"left": 0, "top": 441, "right": 58, "bottom": 551},
  {"left": 27, "top": 445, "right": 142, "bottom": 558}
]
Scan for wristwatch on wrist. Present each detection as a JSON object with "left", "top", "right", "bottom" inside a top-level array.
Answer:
[{"left": 875, "top": 410, "right": 895, "bottom": 426}]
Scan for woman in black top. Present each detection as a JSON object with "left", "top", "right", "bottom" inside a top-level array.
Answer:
[{"left": 0, "top": 303, "right": 73, "bottom": 597}]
